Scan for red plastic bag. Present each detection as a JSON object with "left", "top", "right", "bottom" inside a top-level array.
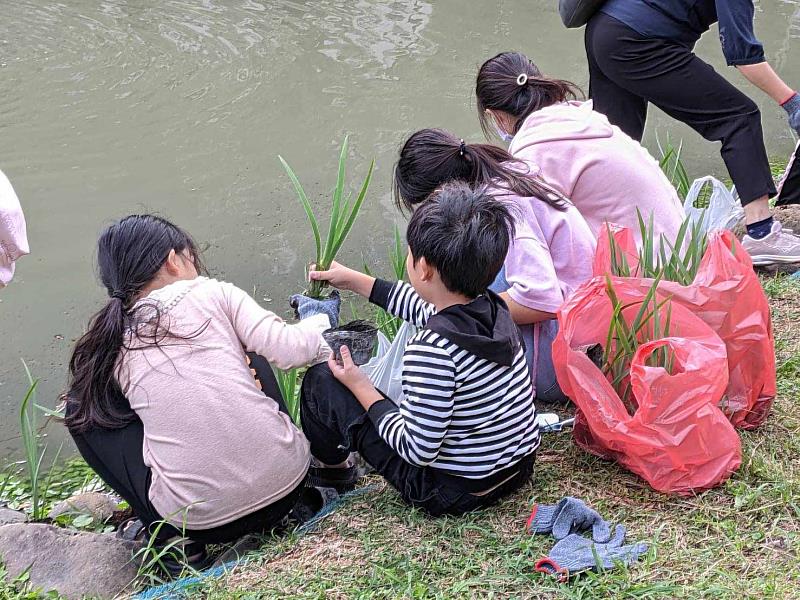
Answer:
[
  {"left": 553, "top": 277, "right": 742, "bottom": 494},
  {"left": 592, "top": 227, "right": 776, "bottom": 429}
]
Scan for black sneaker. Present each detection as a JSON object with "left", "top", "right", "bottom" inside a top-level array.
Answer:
[{"left": 307, "top": 457, "right": 360, "bottom": 492}]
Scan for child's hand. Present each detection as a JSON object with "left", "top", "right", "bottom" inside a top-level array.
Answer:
[
  {"left": 328, "top": 345, "right": 373, "bottom": 393},
  {"left": 309, "top": 261, "right": 356, "bottom": 290},
  {"left": 310, "top": 261, "right": 375, "bottom": 298}
]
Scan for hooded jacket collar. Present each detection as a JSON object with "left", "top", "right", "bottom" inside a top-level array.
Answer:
[{"left": 425, "top": 290, "right": 521, "bottom": 367}]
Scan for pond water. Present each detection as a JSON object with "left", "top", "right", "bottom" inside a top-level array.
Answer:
[{"left": 1, "top": 0, "right": 798, "bottom": 458}]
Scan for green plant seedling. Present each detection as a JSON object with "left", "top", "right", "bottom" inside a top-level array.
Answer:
[
  {"left": 19, "top": 361, "right": 45, "bottom": 521},
  {"left": 657, "top": 136, "right": 691, "bottom": 200},
  {"left": 279, "top": 136, "right": 375, "bottom": 299},
  {"left": 602, "top": 276, "right": 675, "bottom": 414},
  {"left": 275, "top": 368, "right": 302, "bottom": 426}
]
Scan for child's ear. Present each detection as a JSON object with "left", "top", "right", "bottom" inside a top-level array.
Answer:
[
  {"left": 163, "top": 249, "right": 181, "bottom": 275},
  {"left": 418, "top": 257, "right": 435, "bottom": 282}
]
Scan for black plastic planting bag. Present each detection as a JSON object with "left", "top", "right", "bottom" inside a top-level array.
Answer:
[
  {"left": 775, "top": 141, "right": 800, "bottom": 206},
  {"left": 558, "top": 0, "right": 607, "bottom": 28}
]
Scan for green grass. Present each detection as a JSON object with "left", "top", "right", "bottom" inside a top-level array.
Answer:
[{"left": 173, "top": 275, "right": 800, "bottom": 599}]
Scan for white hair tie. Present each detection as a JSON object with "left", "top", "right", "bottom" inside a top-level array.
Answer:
[{"left": 516, "top": 73, "right": 528, "bottom": 86}]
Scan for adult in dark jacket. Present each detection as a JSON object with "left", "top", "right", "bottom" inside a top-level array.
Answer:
[{"left": 584, "top": 0, "right": 800, "bottom": 266}]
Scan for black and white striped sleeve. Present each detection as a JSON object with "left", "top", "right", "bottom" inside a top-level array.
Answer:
[
  {"left": 370, "top": 279, "right": 435, "bottom": 327},
  {"left": 367, "top": 334, "right": 456, "bottom": 467}
]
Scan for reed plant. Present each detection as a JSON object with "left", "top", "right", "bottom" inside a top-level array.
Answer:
[
  {"left": 607, "top": 210, "right": 711, "bottom": 286},
  {"left": 279, "top": 136, "right": 375, "bottom": 299},
  {"left": 602, "top": 275, "right": 674, "bottom": 415},
  {"left": 18, "top": 360, "right": 63, "bottom": 521},
  {"left": 377, "top": 225, "right": 407, "bottom": 340},
  {"left": 657, "top": 137, "right": 691, "bottom": 200},
  {"left": 275, "top": 367, "right": 301, "bottom": 426}
]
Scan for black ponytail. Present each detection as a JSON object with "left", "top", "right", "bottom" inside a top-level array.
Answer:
[
  {"left": 476, "top": 51, "right": 583, "bottom": 139},
  {"left": 393, "top": 128, "right": 568, "bottom": 212},
  {"left": 65, "top": 215, "right": 206, "bottom": 433}
]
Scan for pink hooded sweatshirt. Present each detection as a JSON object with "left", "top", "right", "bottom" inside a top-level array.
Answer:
[
  {"left": 509, "top": 101, "right": 684, "bottom": 245},
  {"left": 0, "top": 170, "right": 29, "bottom": 287}
]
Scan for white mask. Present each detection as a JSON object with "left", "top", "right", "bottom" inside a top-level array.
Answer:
[{"left": 493, "top": 121, "right": 514, "bottom": 143}]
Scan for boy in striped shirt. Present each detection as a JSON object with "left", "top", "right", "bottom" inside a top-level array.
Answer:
[{"left": 300, "top": 182, "right": 540, "bottom": 516}]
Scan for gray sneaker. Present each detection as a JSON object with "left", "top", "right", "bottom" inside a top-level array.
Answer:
[{"left": 742, "top": 221, "right": 800, "bottom": 266}]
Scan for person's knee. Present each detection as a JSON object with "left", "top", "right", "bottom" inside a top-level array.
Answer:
[
  {"left": 729, "top": 98, "right": 761, "bottom": 131},
  {"left": 302, "top": 362, "right": 337, "bottom": 390},
  {"left": 300, "top": 362, "right": 341, "bottom": 419}
]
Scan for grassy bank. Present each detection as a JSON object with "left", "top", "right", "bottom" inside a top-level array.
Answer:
[
  {"left": 161, "top": 273, "right": 799, "bottom": 600},
  {"left": 1, "top": 275, "right": 798, "bottom": 599}
]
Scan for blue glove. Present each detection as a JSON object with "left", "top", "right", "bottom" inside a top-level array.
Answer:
[
  {"left": 527, "top": 497, "right": 612, "bottom": 543},
  {"left": 535, "top": 525, "right": 648, "bottom": 580},
  {"left": 289, "top": 290, "right": 341, "bottom": 328},
  {"left": 783, "top": 92, "right": 800, "bottom": 136}
]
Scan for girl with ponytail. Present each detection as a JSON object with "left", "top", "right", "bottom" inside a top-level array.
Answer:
[
  {"left": 393, "top": 128, "right": 596, "bottom": 403},
  {"left": 475, "top": 51, "right": 685, "bottom": 246},
  {"left": 66, "top": 215, "right": 333, "bottom": 571}
]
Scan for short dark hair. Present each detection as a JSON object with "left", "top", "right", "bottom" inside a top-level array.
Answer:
[{"left": 406, "top": 182, "right": 515, "bottom": 298}]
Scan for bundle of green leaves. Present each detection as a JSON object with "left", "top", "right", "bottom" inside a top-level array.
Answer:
[{"left": 279, "top": 136, "right": 375, "bottom": 299}]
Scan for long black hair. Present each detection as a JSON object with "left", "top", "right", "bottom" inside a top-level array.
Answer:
[
  {"left": 476, "top": 51, "right": 582, "bottom": 138},
  {"left": 65, "top": 215, "right": 206, "bottom": 433},
  {"left": 393, "top": 128, "right": 567, "bottom": 212}
]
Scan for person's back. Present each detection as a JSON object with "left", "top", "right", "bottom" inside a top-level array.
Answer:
[
  {"left": 497, "top": 185, "right": 595, "bottom": 314},
  {"left": 509, "top": 100, "right": 684, "bottom": 243},
  {"left": 119, "top": 276, "right": 324, "bottom": 528},
  {"left": 66, "top": 215, "right": 332, "bottom": 566},
  {"left": 476, "top": 52, "right": 685, "bottom": 247},
  {"left": 368, "top": 278, "right": 538, "bottom": 478}
]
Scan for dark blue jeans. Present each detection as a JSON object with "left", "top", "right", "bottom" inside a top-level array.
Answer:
[{"left": 300, "top": 363, "right": 535, "bottom": 517}]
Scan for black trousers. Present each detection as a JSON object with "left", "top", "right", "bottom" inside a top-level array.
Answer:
[
  {"left": 69, "top": 354, "right": 305, "bottom": 544},
  {"left": 585, "top": 12, "right": 776, "bottom": 205},
  {"left": 300, "top": 364, "right": 535, "bottom": 517}
]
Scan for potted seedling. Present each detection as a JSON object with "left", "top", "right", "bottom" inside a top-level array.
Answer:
[{"left": 279, "top": 136, "right": 378, "bottom": 365}]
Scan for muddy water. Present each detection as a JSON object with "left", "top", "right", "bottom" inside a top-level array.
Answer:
[{"left": 1, "top": 0, "right": 798, "bottom": 457}]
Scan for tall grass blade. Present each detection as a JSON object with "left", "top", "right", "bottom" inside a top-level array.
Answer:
[
  {"left": 279, "top": 156, "right": 322, "bottom": 264},
  {"left": 275, "top": 368, "right": 301, "bottom": 426},
  {"left": 390, "top": 225, "right": 407, "bottom": 280},
  {"left": 327, "top": 159, "right": 374, "bottom": 261},
  {"left": 19, "top": 360, "right": 44, "bottom": 520},
  {"left": 323, "top": 136, "right": 349, "bottom": 266}
]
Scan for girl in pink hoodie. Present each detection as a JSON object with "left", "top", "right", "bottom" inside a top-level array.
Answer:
[{"left": 476, "top": 51, "right": 684, "bottom": 246}]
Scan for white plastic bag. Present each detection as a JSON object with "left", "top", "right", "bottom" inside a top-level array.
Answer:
[
  {"left": 362, "top": 321, "right": 417, "bottom": 405},
  {"left": 683, "top": 176, "right": 744, "bottom": 233}
]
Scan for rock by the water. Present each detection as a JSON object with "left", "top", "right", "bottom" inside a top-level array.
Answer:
[
  {"left": 0, "top": 523, "right": 139, "bottom": 599},
  {"left": 0, "top": 508, "right": 27, "bottom": 525},
  {"left": 48, "top": 491, "right": 120, "bottom": 523}
]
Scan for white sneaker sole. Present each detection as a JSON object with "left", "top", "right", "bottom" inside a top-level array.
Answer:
[{"left": 748, "top": 254, "right": 800, "bottom": 266}]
